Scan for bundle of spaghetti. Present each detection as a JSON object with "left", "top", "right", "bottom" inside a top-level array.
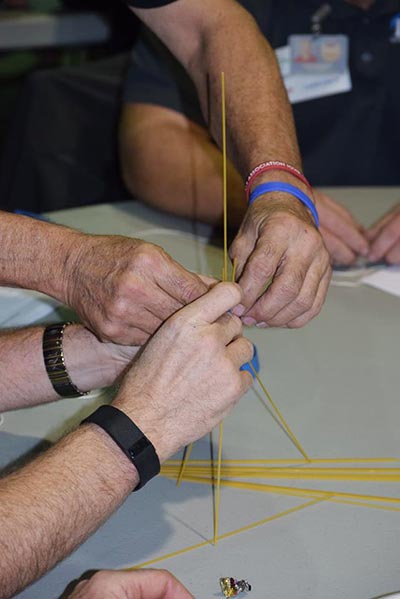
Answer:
[{"left": 163, "top": 462, "right": 400, "bottom": 482}]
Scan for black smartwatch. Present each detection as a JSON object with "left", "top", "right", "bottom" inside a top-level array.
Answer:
[{"left": 82, "top": 405, "right": 160, "bottom": 490}]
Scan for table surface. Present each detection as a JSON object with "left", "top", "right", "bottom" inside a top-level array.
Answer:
[{"left": 2, "top": 188, "right": 400, "bottom": 599}]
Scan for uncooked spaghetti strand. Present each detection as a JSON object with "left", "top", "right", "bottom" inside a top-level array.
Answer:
[
  {"left": 221, "top": 71, "right": 228, "bottom": 283},
  {"left": 124, "top": 497, "right": 327, "bottom": 571},
  {"left": 180, "top": 475, "right": 400, "bottom": 506},
  {"left": 213, "top": 422, "right": 224, "bottom": 545},
  {"left": 164, "top": 457, "right": 399, "bottom": 466},
  {"left": 176, "top": 444, "right": 194, "bottom": 487},
  {"left": 249, "top": 363, "right": 310, "bottom": 462}
]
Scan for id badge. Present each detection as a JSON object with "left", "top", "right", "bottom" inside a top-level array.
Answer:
[
  {"left": 275, "top": 45, "right": 352, "bottom": 104},
  {"left": 289, "top": 34, "right": 349, "bottom": 75}
]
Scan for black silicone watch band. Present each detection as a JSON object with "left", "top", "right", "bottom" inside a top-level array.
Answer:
[{"left": 82, "top": 405, "right": 160, "bottom": 490}]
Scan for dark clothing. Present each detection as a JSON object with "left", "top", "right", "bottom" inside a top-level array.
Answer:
[
  {"left": 124, "top": 0, "right": 400, "bottom": 186},
  {"left": 0, "top": 56, "right": 132, "bottom": 212},
  {"left": 126, "top": 0, "right": 177, "bottom": 7}
]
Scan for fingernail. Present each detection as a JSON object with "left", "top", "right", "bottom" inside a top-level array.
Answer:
[
  {"left": 256, "top": 321, "right": 268, "bottom": 328},
  {"left": 232, "top": 304, "right": 246, "bottom": 317},
  {"left": 242, "top": 316, "right": 256, "bottom": 327}
]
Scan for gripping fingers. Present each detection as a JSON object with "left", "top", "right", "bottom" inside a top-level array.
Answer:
[
  {"left": 286, "top": 264, "right": 332, "bottom": 328},
  {"left": 175, "top": 282, "right": 243, "bottom": 324},
  {"left": 234, "top": 239, "right": 283, "bottom": 311},
  {"left": 226, "top": 336, "right": 255, "bottom": 369},
  {"left": 213, "top": 312, "right": 243, "bottom": 345}
]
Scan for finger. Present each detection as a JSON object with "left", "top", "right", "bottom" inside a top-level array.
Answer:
[
  {"left": 243, "top": 249, "right": 311, "bottom": 324},
  {"left": 159, "top": 259, "right": 209, "bottom": 307},
  {"left": 369, "top": 216, "right": 400, "bottom": 261},
  {"left": 286, "top": 265, "right": 332, "bottom": 328},
  {"left": 319, "top": 209, "right": 369, "bottom": 256},
  {"left": 198, "top": 273, "right": 218, "bottom": 287},
  {"left": 320, "top": 226, "right": 357, "bottom": 265},
  {"left": 123, "top": 569, "right": 195, "bottom": 599},
  {"left": 213, "top": 312, "right": 243, "bottom": 345},
  {"left": 149, "top": 285, "right": 187, "bottom": 321},
  {"left": 385, "top": 243, "right": 400, "bottom": 264},
  {"left": 250, "top": 257, "right": 324, "bottom": 326},
  {"left": 367, "top": 205, "right": 400, "bottom": 240},
  {"left": 318, "top": 191, "right": 363, "bottom": 228},
  {"left": 171, "top": 282, "right": 243, "bottom": 325},
  {"left": 229, "top": 224, "right": 258, "bottom": 281},
  {"left": 234, "top": 237, "right": 283, "bottom": 311},
  {"left": 367, "top": 212, "right": 393, "bottom": 241},
  {"left": 226, "top": 336, "right": 254, "bottom": 369}
]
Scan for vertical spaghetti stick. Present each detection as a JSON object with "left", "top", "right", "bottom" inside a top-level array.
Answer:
[
  {"left": 221, "top": 71, "right": 228, "bottom": 284},
  {"left": 213, "top": 422, "right": 224, "bottom": 544},
  {"left": 213, "top": 72, "right": 229, "bottom": 545},
  {"left": 176, "top": 444, "right": 193, "bottom": 487},
  {"left": 249, "top": 363, "right": 310, "bottom": 462}
]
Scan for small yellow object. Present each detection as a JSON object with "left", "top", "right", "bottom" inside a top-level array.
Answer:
[{"left": 220, "top": 577, "right": 252, "bottom": 597}]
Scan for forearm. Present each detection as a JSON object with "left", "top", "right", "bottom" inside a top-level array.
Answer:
[
  {"left": 0, "top": 425, "right": 138, "bottom": 598},
  {"left": 0, "top": 325, "right": 135, "bottom": 412},
  {"left": 120, "top": 105, "right": 246, "bottom": 226},
  {"left": 133, "top": 0, "right": 301, "bottom": 176},
  {"left": 0, "top": 212, "right": 82, "bottom": 300}
]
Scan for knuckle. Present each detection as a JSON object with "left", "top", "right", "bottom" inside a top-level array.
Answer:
[
  {"left": 279, "top": 277, "right": 302, "bottom": 299},
  {"left": 294, "top": 294, "right": 314, "bottom": 313},
  {"left": 99, "top": 320, "right": 120, "bottom": 341},
  {"left": 110, "top": 297, "right": 128, "bottom": 320},
  {"left": 177, "top": 279, "right": 203, "bottom": 304},
  {"left": 135, "top": 242, "right": 164, "bottom": 269},
  {"left": 219, "top": 282, "right": 242, "bottom": 306}
]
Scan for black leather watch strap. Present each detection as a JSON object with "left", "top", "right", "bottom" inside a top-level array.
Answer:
[{"left": 82, "top": 405, "right": 160, "bottom": 490}]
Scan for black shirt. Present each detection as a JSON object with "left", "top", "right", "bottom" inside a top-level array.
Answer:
[
  {"left": 124, "top": 0, "right": 400, "bottom": 185},
  {"left": 126, "top": 0, "right": 176, "bottom": 7}
]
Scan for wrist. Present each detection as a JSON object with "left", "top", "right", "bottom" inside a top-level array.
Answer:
[
  {"left": 63, "top": 325, "right": 128, "bottom": 392},
  {"left": 79, "top": 423, "right": 140, "bottom": 489},
  {"left": 249, "top": 191, "right": 316, "bottom": 227},
  {"left": 248, "top": 169, "right": 311, "bottom": 197},
  {"left": 247, "top": 180, "right": 318, "bottom": 228},
  {"left": 112, "top": 394, "right": 171, "bottom": 464}
]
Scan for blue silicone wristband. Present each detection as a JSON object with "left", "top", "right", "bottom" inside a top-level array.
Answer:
[{"left": 248, "top": 182, "right": 319, "bottom": 228}]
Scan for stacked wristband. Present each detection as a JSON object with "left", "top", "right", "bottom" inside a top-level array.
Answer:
[
  {"left": 248, "top": 181, "right": 319, "bottom": 228},
  {"left": 245, "top": 160, "right": 312, "bottom": 202}
]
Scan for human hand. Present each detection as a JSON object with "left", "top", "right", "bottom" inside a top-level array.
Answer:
[
  {"left": 315, "top": 190, "right": 369, "bottom": 265},
  {"left": 68, "top": 569, "right": 194, "bottom": 599},
  {"left": 367, "top": 203, "right": 400, "bottom": 264},
  {"left": 62, "top": 325, "right": 140, "bottom": 393},
  {"left": 229, "top": 194, "right": 331, "bottom": 329},
  {"left": 64, "top": 235, "right": 209, "bottom": 345},
  {"left": 113, "top": 282, "right": 253, "bottom": 462}
]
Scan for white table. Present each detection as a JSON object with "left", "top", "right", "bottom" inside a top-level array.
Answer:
[{"left": 1, "top": 188, "right": 400, "bottom": 599}]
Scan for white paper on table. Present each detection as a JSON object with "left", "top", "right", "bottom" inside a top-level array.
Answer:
[
  {"left": 0, "top": 287, "right": 61, "bottom": 327},
  {"left": 362, "top": 267, "right": 400, "bottom": 298}
]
